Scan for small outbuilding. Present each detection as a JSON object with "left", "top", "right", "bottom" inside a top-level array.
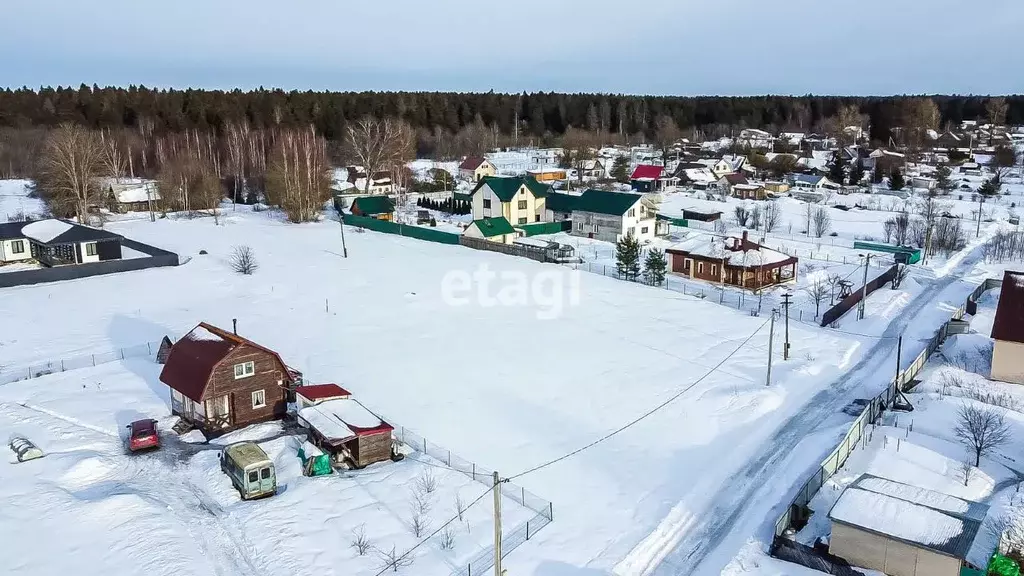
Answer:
[
  {"left": 828, "top": 474, "right": 991, "bottom": 576},
  {"left": 464, "top": 216, "right": 517, "bottom": 244},
  {"left": 297, "top": 392, "right": 394, "bottom": 469},
  {"left": 349, "top": 196, "right": 396, "bottom": 220}
]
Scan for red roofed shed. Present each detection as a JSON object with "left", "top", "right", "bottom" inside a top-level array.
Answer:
[{"left": 630, "top": 165, "right": 664, "bottom": 180}]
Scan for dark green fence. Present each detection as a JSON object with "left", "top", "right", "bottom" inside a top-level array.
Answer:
[
  {"left": 852, "top": 241, "right": 922, "bottom": 264},
  {"left": 516, "top": 221, "right": 572, "bottom": 236},
  {"left": 342, "top": 213, "right": 461, "bottom": 245}
]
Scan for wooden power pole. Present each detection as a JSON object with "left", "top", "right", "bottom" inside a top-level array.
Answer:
[
  {"left": 493, "top": 471, "right": 503, "bottom": 576},
  {"left": 781, "top": 292, "right": 792, "bottom": 360},
  {"left": 766, "top": 309, "right": 777, "bottom": 386}
]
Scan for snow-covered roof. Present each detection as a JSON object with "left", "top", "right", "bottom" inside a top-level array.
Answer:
[
  {"left": 188, "top": 325, "right": 225, "bottom": 342},
  {"left": 298, "top": 397, "right": 392, "bottom": 441},
  {"left": 668, "top": 234, "right": 794, "bottom": 266},
  {"left": 829, "top": 474, "right": 988, "bottom": 562},
  {"left": 111, "top": 182, "right": 160, "bottom": 204},
  {"left": 21, "top": 219, "right": 72, "bottom": 243}
]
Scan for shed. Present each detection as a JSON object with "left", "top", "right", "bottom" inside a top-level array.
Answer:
[
  {"left": 295, "top": 383, "right": 351, "bottom": 408},
  {"left": 350, "top": 196, "right": 395, "bottom": 220},
  {"left": 828, "top": 474, "right": 991, "bottom": 576},
  {"left": 464, "top": 216, "right": 517, "bottom": 244},
  {"left": 297, "top": 397, "right": 394, "bottom": 468}
]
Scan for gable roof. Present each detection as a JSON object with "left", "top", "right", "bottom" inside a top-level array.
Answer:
[
  {"left": 469, "top": 217, "right": 516, "bottom": 238},
  {"left": 992, "top": 271, "right": 1024, "bottom": 343},
  {"left": 159, "top": 322, "right": 293, "bottom": 402},
  {"left": 471, "top": 176, "right": 548, "bottom": 202},
  {"left": 350, "top": 196, "right": 395, "bottom": 215},
  {"left": 21, "top": 219, "right": 122, "bottom": 245},
  {"left": 545, "top": 192, "right": 579, "bottom": 214},
  {"left": 459, "top": 156, "right": 489, "bottom": 170},
  {"left": 296, "top": 383, "right": 351, "bottom": 402},
  {"left": 829, "top": 474, "right": 989, "bottom": 563},
  {"left": 630, "top": 165, "right": 664, "bottom": 180},
  {"left": 791, "top": 174, "right": 825, "bottom": 186},
  {"left": 721, "top": 173, "right": 749, "bottom": 185},
  {"left": 0, "top": 221, "right": 26, "bottom": 240},
  {"left": 574, "top": 189, "right": 643, "bottom": 216}
]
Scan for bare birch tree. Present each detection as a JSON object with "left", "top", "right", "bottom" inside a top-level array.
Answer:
[
  {"left": 804, "top": 278, "right": 829, "bottom": 319},
  {"left": 346, "top": 117, "right": 412, "bottom": 196},
  {"left": 266, "top": 126, "right": 331, "bottom": 223},
  {"left": 762, "top": 200, "right": 782, "bottom": 233},
  {"left": 954, "top": 404, "right": 1011, "bottom": 466},
  {"left": 812, "top": 206, "right": 832, "bottom": 238},
  {"left": 36, "top": 124, "right": 105, "bottom": 224}
]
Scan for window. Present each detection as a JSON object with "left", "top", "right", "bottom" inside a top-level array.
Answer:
[
  {"left": 628, "top": 208, "right": 636, "bottom": 217},
  {"left": 518, "top": 217, "right": 528, "bottom": 224},
  {"left": 577, "top": 222, "right": 583, "bottom": 231},
  {"left": 85, "top": 243, "right": 97, "bottom": 256},
  {"left": 697, "top": 262, "right": 704, "bottom": 274},
  {"left": 627, "top": 227, "right": 635, "bottom": 236},
  {"left": 535, "top": 215, "right": 541, "bottom": 222},
  {"left": 10, "top": 240, "right": 24, "bottom": 254},
  {"left": 711, "top": 265, "right": 718, "bottom": 276},
  {"left": 251, "top": 389, "right": 266, "bottom": 409},
  {"left": 518, "top": 200, "right": 528, "bottom": 210},
  {"left": 641, "top": 226, "right": 649, "bottom": 234},
  {"left": 594, "top": 225, "right": 600, "bottom": 233},
  {"left": 260, "top": 468, "right": 272, "bottom": 480},
  {"left": 233, "top": 361, "right": 255, "bottom": 379},
  {"left": 519, "top": 189, "right": 525, "bottom": 195},
  {"left": 248, "top": 471, "right": 259, "bottom": 483},
  {"left": 483, "top": 199, "right": 491, "bottom": 209}
]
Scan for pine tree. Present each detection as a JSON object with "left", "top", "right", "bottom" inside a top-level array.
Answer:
[
  {"left": 888, "top": 167, "right": 905, "bottom": 191},
  {"left": 829, "top": 151, "right": 847, "bottom": 185},
  {"left": 611, "top": 155, "right": 630, "bottom": 183},
  {"left": 616, "top": 233, "right": 641, "bottom": 281},
  {"left": 643, "top": 248, "right": 668, "bottom": 286},
  {"left": 979, "top": 177, "right": 1000, "bottom": 198},
  {"left": 872, "top": 164, "right": 884, "bottom": 184},
  {"left": 935, "top": 165, "right": 955, "bottom": 194},
  {"left": 849, "top": 159, "right": 865, "bottom": 186}
]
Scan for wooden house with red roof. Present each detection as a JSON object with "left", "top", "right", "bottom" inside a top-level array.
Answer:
[
  {"left": 159, "top": 322, "right": 297, "bottom": 436},
  {"left": 458, "top": 156, "right": 496, "bottom": 182}
]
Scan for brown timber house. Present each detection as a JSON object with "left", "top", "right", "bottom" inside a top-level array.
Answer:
[
  {"left": 159, "top": 322, "right": 296, "bottom": 437},
  {"left": 667, "top": 231, "right": 798, "bottom": 290}
]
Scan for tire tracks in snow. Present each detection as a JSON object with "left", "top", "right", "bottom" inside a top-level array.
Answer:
[{"left": 615, "top": 246, "right": 988, "bottom": 576}]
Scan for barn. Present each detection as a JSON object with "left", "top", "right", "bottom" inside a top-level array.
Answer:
[{"left": 296, "top": 384, "right": 394, "bottom": 469}]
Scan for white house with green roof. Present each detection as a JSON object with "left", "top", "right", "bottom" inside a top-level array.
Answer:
[
  {"left": 570, "top": 189, "right": 659, "bottom": 243},
  {"left": 463, "top": 216, "right": 517, "bottom": 244},
  {"left": 469, "top": 176, "right": 551, "bottom": 226}
]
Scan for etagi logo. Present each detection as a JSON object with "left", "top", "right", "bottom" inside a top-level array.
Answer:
[{"left": 441, "top": 264, "right": 581, "bottom": 320}]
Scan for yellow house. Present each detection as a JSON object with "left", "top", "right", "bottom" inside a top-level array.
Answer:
[
  {"left": 991, "top": 270, "right": 1024, "bottom": 384},
  {"left": 527, "top": 168, "right": 567, "bottom": 182},
  {"left": 459, "top": 156, "right": 497, "bottom": 182},
  {"left": 470, "top": 176, "right": 550, "bottom": 226}
]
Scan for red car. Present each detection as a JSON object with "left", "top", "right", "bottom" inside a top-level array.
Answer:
[{"left": 126, "top": 419, "right": 160, "bottom": 452}]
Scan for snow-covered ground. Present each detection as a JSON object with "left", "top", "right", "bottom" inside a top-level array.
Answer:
[
  {"left": 0, "top": 199, "right": 905, "bottom": 576},
  {"left": 0, "top": 359, "right": 534, "bottom": 576},
  {"left": 0, "top": 179, "right": 47, "bottom": 221}
]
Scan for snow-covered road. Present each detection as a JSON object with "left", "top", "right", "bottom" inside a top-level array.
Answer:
[{"left": 617, "top": 242, "right": 991, "bottom": 576}]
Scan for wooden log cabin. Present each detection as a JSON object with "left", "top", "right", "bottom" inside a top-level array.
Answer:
[
  {"left": 666, "top": 231, "right": 798, "bottom": 290},
  {"left": 159, "top": 322, "right": 296, "bottom": 437}
]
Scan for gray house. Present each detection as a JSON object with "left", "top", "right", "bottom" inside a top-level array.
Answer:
[{"left": 570, "top": 189, "right": 660, "bottom": 243}]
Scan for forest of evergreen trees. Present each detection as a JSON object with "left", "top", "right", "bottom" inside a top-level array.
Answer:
[{"left": 1, "top": 86, "right": 1021, "bottom": 144}]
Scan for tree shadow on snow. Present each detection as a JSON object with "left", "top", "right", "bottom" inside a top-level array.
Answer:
[{"left": 107, "top": 313, "right": 177, "bottom": 410}]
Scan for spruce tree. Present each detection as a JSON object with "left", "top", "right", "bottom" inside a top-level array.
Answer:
[
  {"left": 888, "top": 167, "right": 905, "bottom": 191},
  {"left": 829, "top": 151, "right": 847, "bottom": 185},
  {"left": 849, "top": 159, "right": 865, "bottom": 186},
  {"left": 611, "top": 155, "right": 630, "bottom": 182},
  {"left": 616, "top": 233, "right": 641, "bottom": 281},
  {"left": 643, "top": 248, "right": 668, "bottom": 286},
  {"left": 872, "top": 164, "right": 884, "bottom": 184}
]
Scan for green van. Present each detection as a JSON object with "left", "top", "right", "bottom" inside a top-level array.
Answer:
[{"left": 219, "top": 442, "right": 277, "bottom": 500}]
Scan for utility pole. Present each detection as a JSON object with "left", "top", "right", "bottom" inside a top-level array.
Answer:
[
  {"left": 895, "top": 335, "right": 903, "bottom": 390},
  {"left": 338, "top": 208, "right": 349, "bottom": 258},
  {"left": 147, "top": 183, "right": 156, "bottom": 223},
  {"left": 766, "top": 309, "right": 777, "bottom": 387},
  {"left": 493, "top": 471, "right": 503, "bottom": 576},
  {"left": 976, "top": 195, "right": 985, "bottom": 238},
  {"left": 781, "top": 292, "right": 792, "bottom": 360},
  {"left": 857, "top": 253, "right": 872, "bottom": 320}
]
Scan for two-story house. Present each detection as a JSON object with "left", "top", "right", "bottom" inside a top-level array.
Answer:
[
  {"left": 469, "top": 176, "right": 550, "bottom": 225},
  {"left": 458, "top": 156, "right": 497, "bottom": 182},
  {"left": 570, "top": 189, "right": 658, "bottom": 243}
]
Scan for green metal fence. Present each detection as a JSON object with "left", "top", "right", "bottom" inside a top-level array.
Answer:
[
  {"left": 342, "top": 213, "right": 461, "bottom": 245},
  {"left": 516, "top": 221, "right": 572, "bottom": 236},
  {"left": 852, "top": 241, "right": 922, "bottom": 264}
]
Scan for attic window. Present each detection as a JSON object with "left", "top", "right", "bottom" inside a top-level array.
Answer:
[{"left": 234, "top": 361, "right": 255, "bottom": 379}]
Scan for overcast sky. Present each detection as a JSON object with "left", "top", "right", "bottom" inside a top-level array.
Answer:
[{"left": 3, "top": 0, "right": 1022, "bottom": 95}]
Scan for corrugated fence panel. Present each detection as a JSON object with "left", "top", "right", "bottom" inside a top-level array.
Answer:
[{"left": 342, "top": 213, "right": 461, "bottom": 245}]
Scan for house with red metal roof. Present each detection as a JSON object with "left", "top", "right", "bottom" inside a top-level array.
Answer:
[
  {"left": 458, "top": 156, "right": 496, "bottom": 182},
  {"left": 159, "top": 322, "right": 297, "bottom": 436},
  {"left": 991, "top": 271, "right": 1024, "bottom": 385},
  {"left": 630, "top": 165, "right": 676, "bottom": 193}
]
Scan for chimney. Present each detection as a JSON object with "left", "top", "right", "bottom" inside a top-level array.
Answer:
[
  {"left": 742, "top": 230, "right": 748, "bottom": 243},
  {"left": 232, "top": 318, "right": 237, "bottom": 335}
]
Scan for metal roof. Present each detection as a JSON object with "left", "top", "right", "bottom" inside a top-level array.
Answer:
[{"left": 992, "top": 271, "right": 1024, "bottom": 344}]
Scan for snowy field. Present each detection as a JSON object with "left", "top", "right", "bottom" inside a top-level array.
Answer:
[
  {"left": 0, "top": 200, "right": 899, "bottom": 576},
  {"left": 0, "top": 179, "right": 47, "bottom": 221},
  {"left": 0, "top": 359, "right": 534, "bottom": 576}
]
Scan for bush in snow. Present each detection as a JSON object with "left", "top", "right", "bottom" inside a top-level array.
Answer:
[
  {"left": 351, "top": 525, "right": 372, "bottom": 555},
  {"left": 229, "top": 245, "right": 259, "bottom": 275}
]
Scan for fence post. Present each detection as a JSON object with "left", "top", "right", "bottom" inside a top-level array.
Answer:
[
  {"left": 92, "top": 354, "right": 96, "bottom": 367},
  {"left": 423, "top": 438, "right": 427, "bottom": 453},
  {"left": 61, "top": 359, "right": 65, "bottom": 372},
  {"left": 121, "top": 348, "right": 125, "bottom": 360},
  {"left": 521, "top": 486, "right": 525, "bottom": 505},
  {"left": 549, "top": 502, "right": 553, "bottom": 520},
  {"left": 447, "top": 449, "right": 451, "bottom": 467},
  {"left": 472, "top": 462, "right": 476, "bottom": 480},
  {"left": 147, "top": 342, "right": 152, "bottom": 355}
]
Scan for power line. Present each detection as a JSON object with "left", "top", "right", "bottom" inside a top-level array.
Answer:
[
  {"left": 507, "top": 317, "right": 771, "bottom": 481},
  {"left": 372, "top": 487, "right": 491, "bottom": 576}
]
